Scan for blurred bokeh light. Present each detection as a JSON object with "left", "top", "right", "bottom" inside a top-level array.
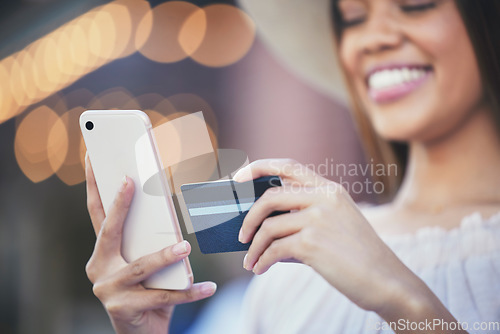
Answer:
[
  {"left": 183, "top": 4, "right": 255, "bottom": 67},
  {"left": 137, "top": 1, "right": 202, "bottom": 63},
  {"left": 14, "top": 105, "right": 68, "bottom": 183},
  {"left": 1, "top": 0, "right": 255, "bottom": 185}
]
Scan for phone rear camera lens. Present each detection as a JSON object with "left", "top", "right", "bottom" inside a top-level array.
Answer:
[{"left": 85, "top": 121, "right": 94, "bottom": 130}]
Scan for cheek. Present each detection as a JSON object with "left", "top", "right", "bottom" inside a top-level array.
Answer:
[
  {"left": 339, "top": 35, "right": 360, "bottom": 82},
  {"left": 421, "top": 8, "right": 484, "bottom": 135},
  {"left": 420, "top": 5, "right": 481, "bottom": 97},
  {"left": 431, "top": 24, "right": 483, "bottom": 111},
  {"left": 339, "top": 34, "right": 369, "bottom": 109}
]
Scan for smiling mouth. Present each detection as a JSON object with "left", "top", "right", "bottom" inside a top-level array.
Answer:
[{"left": 366, "top": 65, "right": 434, "bottom": 103}]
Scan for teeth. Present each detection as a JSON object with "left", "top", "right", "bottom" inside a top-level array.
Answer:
[{"left": 368, "top": 68, "right": 429, "bottom": 90}]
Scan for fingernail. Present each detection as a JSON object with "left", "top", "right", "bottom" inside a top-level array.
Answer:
[
  {"left": 120, "top": 176, "right": 128, "bottom": 191},
  {"left": 233, "top": 169, "right": 242, "bottom": 181},
  {"left": 233, "top": 167, "right": 247, "bottom": 182},
  {"left": 201, "top": 282, "right": 217, "bottom": 295},
  {"left": 253, "top": 266, "right": 260, "bottom": 275},
  {"left": 172, "top": 240, "right": 189, "bottom": 255},
  {"left": 238, "top": 228, "right": 244, "bottom": 243},
  {"left": 243, "top": 254, "right": 248, "bottom": 270}
]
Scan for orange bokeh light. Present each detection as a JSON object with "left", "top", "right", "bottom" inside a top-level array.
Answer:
[
  {"left": 182, "top": 4, "right": 255, "bottom": 67},
  {"left": 55, "top": 26, "right": 80, "bottom": 85},
  {"left": 15, "top": 106, "right": 68, "bottom": 183},
  {"left": 67, "top": 18, "right": 95, "bottom": 74},
  {"left": 55, "top": 107, "right": 87, "bottom": 185},
  {"left": 89, "top": 9, "right": 116, "bottom": 63},
  {"left": 14, "top": 93, "right": 68, "bottom": 130},
  {"left": 9, "top": 53, "right": 30, "bottom": 109},
  {"left": 136, "top": 1, "right": 201, "bottom": 63},
  {"left": 0, "top": 60, "right": 18, "bottom": 123},
  {"left": 40, "top": 32, "right": 65, "bottom": 93},
  {"left": 23, "top": 42, "right": 44, "bottom": 102},
  {"left": 116, "top": 0, "right": 152, "bottom": 57},
  {"left": 101, "top": 2, "right": 133, "bottom": 60}
]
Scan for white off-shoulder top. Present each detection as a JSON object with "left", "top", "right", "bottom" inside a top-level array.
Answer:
[{"left": 239, "top": 212, "right": 500, "bottom": 333}]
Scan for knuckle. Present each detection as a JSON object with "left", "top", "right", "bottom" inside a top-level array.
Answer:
[
  {"left": 129, "top": 261, "right": 145, "bottom": 278},
  {"left": 266, "top": 241, "right": 280, "bottom": 259},
  {"left": 105, "top": 300, "right": 124, "bottom": 317},
  {"left": 159, "top": 247, "right": 173, "bottom": 264},
  {"left": 260, "top": 217, "right": 275, "bottom": 235},
  {"left": 307, "top": 205, "right": 330, "bottom": 227},
  {"left": 308, "top": 206, "right": 324, "bottom": 221},
  {"left": 99, "top": 223, "right": 120, "bottom": 240},
  {"left": 147, "top": 247, "right": 174, "bottom": 270},
  {"left": 184, "top": 288, "right": 195, "bottom": 301},
  {"left": 157, "top": 291, "right": 171, "bottom": 305},
  {"left": 85, "top": 257, "right": 99, "bottom": 283},
  {"left": 92, "top": 281, "right": 106, "bottom": 299},
  {"left": 99, "top": 225, "right": 112, "bottom": 239},
  {"left": 259, "top": 219, "right": 270, "bottom": 234},
  {"left": 261, "top": 189, "right": 281, "bottom": 207},
  {"left": 299, "top": 228, "right": 317, "bottom": 253}
]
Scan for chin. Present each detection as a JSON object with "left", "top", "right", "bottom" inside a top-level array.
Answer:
[
  {"left": 363, "top": 92, "right": 447, "bottom": 142},
  {"left": 370, "top": 111, "right": 438, "bottom": 143}
]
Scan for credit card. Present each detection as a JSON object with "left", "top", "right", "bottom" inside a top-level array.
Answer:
[{"left": 180, "top": 176, "right": 283, "bottom": 254}]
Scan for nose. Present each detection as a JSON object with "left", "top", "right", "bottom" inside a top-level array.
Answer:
[{"left": 358, "top": 9, "right": 403, "bottom": 54}]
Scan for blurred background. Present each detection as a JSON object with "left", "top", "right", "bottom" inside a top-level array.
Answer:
[{"left": 0, "top": 0, "right": 368, "bottom": 333}]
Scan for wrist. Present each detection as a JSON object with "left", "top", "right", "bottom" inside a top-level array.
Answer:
[
  {"left": 375, "top": 276, "right": 430, "bottom": 323},
  {"left": 367, "top": 259, "right": 432, "bottom": 319},
  {"left": 373, "top": 273, "right": 466, "bottom": 334}
]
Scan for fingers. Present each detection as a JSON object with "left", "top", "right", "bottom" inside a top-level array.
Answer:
[
  {"left": 94, "top": 176, "right": 135, "bottom": 256},
  {"left": 98, "top": 282, "right": 216, "bottom": 321},
  {"left": 233, "top": 159, "right": 324, "bottom": 185},
  {"left": 239, "top": 187, "right": 318, "bottom": 244},
  {"left": 244, "top": 211, "right": 304, "bottom": 271},
  {"left": 116, "top": 241, "right": 192, "bottom": 286},
  {"left": 251, "top": 234, "right": 301, "bottom": 275},
  {"left": 85, "top": 153, "right": 105, "bottom": 234},
  {"left": 135, "top": 282, "right": 217, "bottom": 311}
]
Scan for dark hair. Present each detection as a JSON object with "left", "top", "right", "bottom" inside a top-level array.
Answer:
[{"left": 331, "top": 0, "right": 500, "bottom": 202}]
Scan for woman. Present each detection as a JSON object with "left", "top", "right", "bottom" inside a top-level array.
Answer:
[{"left": 84, "top": 0, "right": 500, "bottom": 333}]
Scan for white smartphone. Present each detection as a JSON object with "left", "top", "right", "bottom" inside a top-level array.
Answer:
[{"left": 80, "top": 110, "right": 193, "bottom": 290}]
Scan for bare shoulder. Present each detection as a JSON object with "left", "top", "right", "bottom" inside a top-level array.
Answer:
[
  {"left": 359, "top": 202, "right": 434, "bottom": 236},
  {"left": 358, "top": 201, "right": 500, "bottom": 236}
]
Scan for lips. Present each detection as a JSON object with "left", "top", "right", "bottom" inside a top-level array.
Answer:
[{"left": 366, "top": 65, "right": 433, "bottom": 103}]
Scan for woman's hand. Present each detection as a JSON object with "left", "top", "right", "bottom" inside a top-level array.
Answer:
[
  {"left": 84, "top": 155, "right": 216, "bottom": 334},
  {"left": 234, "top": 159, "right": 458, "bottom": 330}
]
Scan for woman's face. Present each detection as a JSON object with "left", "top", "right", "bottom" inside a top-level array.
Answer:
[{"left": 338, "top": 0, "right": 484, "bottom": 142}]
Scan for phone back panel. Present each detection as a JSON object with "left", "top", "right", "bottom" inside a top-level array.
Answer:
[{"left": 80, "top": 110, "right": 192, "bottom": 290}]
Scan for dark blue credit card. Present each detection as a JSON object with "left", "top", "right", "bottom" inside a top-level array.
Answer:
[{"left": 180, "top": 176, "right": 283, "bottom": 254}]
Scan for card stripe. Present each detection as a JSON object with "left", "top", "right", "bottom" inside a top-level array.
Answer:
[{"left": 188, "top": 202, "right": 254, "bottom": 216}]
